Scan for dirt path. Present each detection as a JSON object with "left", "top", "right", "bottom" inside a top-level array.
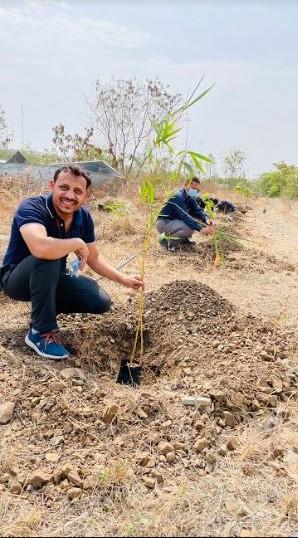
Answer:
[{"left": 188, "top": 198, "right": 298, "bottom": 332}]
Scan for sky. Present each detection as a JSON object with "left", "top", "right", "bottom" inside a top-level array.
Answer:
[{"left": 0, "top": 0, "right": 298, "bottom": 177}]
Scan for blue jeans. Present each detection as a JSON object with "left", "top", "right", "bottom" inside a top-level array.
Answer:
[{"left": 2, "top": 256, "right": 112, "bottom": 333}]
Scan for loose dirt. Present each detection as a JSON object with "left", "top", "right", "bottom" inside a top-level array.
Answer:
[{"left": 0, "top": 186, "right": 298, "bottom": 537}]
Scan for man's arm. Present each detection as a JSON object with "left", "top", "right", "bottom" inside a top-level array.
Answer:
[
  {"left": 20, "top": 223, "right": 90, "bottom": 266},
  {"left": 189, "top": 198, "right": 211, "bottom": 224},
  {"left": 167, "top": 196, "right": 204, "bottom": 231},
  {"left": 87, "top": 243, "right": 143, "bottom": 290}
]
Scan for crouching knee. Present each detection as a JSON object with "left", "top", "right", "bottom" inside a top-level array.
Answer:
[{"left": 92, "top": 290, "right": 112, "bottom": 314}]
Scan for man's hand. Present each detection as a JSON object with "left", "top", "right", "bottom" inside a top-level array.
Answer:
[
  {"left": 74, "top": 239, "right": 89, "bottom": 270},
  {"left": 121, "top": 275, "right": 144, "bottom": 290},
  {"left": 200, "top": 224, "right": 214, "bottom": 236}
]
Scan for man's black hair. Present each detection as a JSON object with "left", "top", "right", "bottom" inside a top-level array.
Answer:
[
  {"left": 191, "top": 176, "right": 201, "bottom": 185},
  {"left": 53, "top": 165, "right": 92, "bottom": 188}
]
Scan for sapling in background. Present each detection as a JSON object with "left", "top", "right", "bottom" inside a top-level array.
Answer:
[{"left": 204, "top": 198, "right": 242, "bottom": 266}]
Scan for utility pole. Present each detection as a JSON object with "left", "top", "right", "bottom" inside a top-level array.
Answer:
[{"left": 20, "top": 101, "right": 24, "bottom": 147}]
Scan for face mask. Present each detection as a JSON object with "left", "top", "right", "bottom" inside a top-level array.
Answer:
[{"left": 188, "top": 188, "right": 198, "bottom": 198}]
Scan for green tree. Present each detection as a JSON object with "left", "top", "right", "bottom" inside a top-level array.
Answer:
[{"left": 257, "top": 161, "right": 298, "bottom": 198}]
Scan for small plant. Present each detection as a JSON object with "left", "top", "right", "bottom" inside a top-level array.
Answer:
[
  {"left": 130, "top": 180, "right": 157, "bottom": 366},
  {"left": 103, "top": 199, "right": 129, "bottom": 217},
  {"left": 119, "top": 79, "right": 214, "bottom": 384},
  {"left": 203, "top": 199, "right": 242, "bottom": 266}
]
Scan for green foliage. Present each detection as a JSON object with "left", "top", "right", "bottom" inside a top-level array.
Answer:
[
  {"left": 204, "top": 198, "right": 216, "bottom": 219},
  {"left": 234, "top": 183, "right": 253, "bottom": 198},
  {"left": 147, "top": 78, "right": 214, "bottom": 179},
  {"left": 213, "top": 226, "right": 243, "bottom": 267},
  {"left": 256, "top": 161, "right": 298, "bottom": 198},
  {"left": 103, "top": 199, "right": 129, "bottom": 217}
]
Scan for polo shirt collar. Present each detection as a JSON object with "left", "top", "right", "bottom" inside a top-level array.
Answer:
[{"left": 45, "top": 193, "right": 82, "bottom": 227}]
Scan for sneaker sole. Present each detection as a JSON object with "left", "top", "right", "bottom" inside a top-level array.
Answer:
[{"left": 25, "top": 335, "right": 70, "bottom": 360}]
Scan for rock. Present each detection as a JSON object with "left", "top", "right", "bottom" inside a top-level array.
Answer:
[
  {"left": 272, "top": 446, "right": 284, "bottom": 458},
  {"left": 10, "top": 481, "right": 22, "bottom": 495},
  {"left": 194, "top": 420, "right": 205, "bottom": 431},
  {"left": 259, "top": 350, "right": 273, "bottom": 361},
  {"left": 102, "top": 403, "right": 119, "bottom": 424},
  {"left": 45, "top": 452, "right": 60, "bottom": 463},
  {"left": 239, "top": 529, "right": 253, "bottom": 537},
  {"left": 83, "top": 476, "right": 97, "bottom": 490},
  {"left": 64, "top": 423, "right": 73, "bottom": 434},
  {"left": 165, "top": 452, "right": 176, "bottom": 463},
  {"left": 61, "top": 463, "right": 74, "bottom": 477},
  {"left": 53, "top": 470, "right": 62, "bottom": 484},
  {"left": 194, "top": 438, "right": 208, "bottom": 453},
  {"left": 67, "top": 470, "right": 83, "bottom": 488},
  {"left": 150, "top": 470, "right": 164, "bottom": 484},
  {"left": 146, "top": 457, "right": 156, "bottom": 468},
  {"left": 48, "top": 381, "right": 65, "bottom": 393},
  {"left": 142, "top": 476, "right": 156, "bottom": 489},
  {"left": 162, "top": 420, "right": 172, "bottom": 428},
  {"left": 272, "top": 379, "right": 283, "bottom": 394},
  {"left": 16, "top": 473, "right": 27, "bottom": 485},
  {"left": 222, "top": 411, "right": 238, "bottom": 427},
  {"left": 29, "top": 470, "right": 52, "bottom": 489},
  {"left": 136, "top": 407, "right": 148, "bottom": 420},
  {"left": 182, "top": 396, "right": 198, "bottom": 406},
  {"left": 0, "top": 401, "right": 15, "bottom": 424},
  {"left": 209, "top": 390, "right": 226, "bottom": 404},
  {"left": 284, "top": 449, "right": 298, "bottom": 480},
  {"left": 268, "top": 395, "right": 278, "bottom": 407},
  {"left": 135, "top": 452, "right": 151, "bottom": 466},
  {"left": 157, "top": 442, "right": 175, "bottom": 455},
  {"left": 227, "top": 437, "right": 238, "bottom": 451},
  {"left": 182, "top": 396, "right": 211, "bottom": 409},
  {"left": 50, "top": 435, "right": 64, "bottom": 447},
  {"left": 67, "top": 487, "right": 82, "bottom": 500},
  {"left": 60, "top": 368, "right": 85, "bottom": 381},
  {"left": 218, "top": 446, "right": 227, "bottom": 457},
  {"left": 225, "top": 499, "right": 250, "bottom": 517},
  {"left": 226, "top": 391, "right": 245, "bottom": 408},
  {"left": 0, "top": 473, "right": 10, "bottom": 484},
  {"left": 205, "top": 452, "right": 217, "bottom": 464}
]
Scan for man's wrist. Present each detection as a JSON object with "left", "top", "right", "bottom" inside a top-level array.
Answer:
[{"left": 115, "top": 272, "right": 126, "bottom": 285}]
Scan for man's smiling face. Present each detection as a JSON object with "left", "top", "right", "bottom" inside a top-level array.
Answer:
[{"left": 50, "top": 171, "right": 88, "bottom": 218}]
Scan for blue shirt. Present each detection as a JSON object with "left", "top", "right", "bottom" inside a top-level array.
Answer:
[
  {"left": 2, "top": 193, "right": 95, "bottom": 269},
  {"left": 157, "top": 188, "right": 209, "bottom": 231}
]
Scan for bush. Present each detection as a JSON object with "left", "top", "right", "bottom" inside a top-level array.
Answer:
[{"left": 256, "top": 162, "right": 298, "bottom": 199}]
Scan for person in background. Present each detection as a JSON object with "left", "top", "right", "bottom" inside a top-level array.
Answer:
[
  {"left": 0, "top": 165, "right": 143, "bottom": 360},
  {"left": 156, "top": 176, "right": 213, "bottom": 251}
]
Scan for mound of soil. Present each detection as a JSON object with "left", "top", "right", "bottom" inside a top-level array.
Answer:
[
  {"left": 0, "top": 280, "right": 297, "bottom": 504},
  {"left": 66, "top": 280, "right": 296, "bottom": 401}
]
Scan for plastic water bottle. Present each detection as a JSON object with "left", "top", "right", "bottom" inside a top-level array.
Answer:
[{"left": 69, "top": 258, "right": 80, "bottom": 277}]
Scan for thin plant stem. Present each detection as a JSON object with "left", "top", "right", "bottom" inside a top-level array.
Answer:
[{"left": 130, "top": 212, "right": 151, "bottom": 366}]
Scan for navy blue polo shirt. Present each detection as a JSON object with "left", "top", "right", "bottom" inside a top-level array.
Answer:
[{"left": 2, "top": 193, "right": 95, "bottom": 269}]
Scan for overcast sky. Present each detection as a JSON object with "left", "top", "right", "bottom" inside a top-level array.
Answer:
[{"left": 1, "top": 0, "right": 297, "bottom": 176}]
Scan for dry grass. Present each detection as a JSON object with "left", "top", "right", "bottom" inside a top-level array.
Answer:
[{"left": 0, "top": 176, "right": 298, "bottom": 537}]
